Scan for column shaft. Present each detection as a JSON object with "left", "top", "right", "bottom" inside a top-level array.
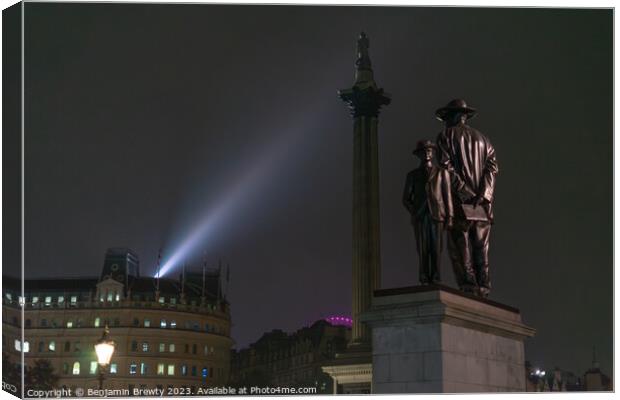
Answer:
[{"left": 351, "top": 116, "right": 381, "bottom": 345}]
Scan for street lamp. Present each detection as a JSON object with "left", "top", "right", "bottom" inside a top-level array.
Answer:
[{"left": 94, "top": 324, "right": 115, "bottom": 390}]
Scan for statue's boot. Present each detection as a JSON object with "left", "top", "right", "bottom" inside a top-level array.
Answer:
[{"left": 476, "top": 264, "right": 491, "bottom": 297}]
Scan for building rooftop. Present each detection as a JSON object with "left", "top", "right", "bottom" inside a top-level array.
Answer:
[{"left": 4, "top": 268, "right": 226, "bottom": 304}]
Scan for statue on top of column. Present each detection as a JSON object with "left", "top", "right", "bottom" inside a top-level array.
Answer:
[{"left": 355, "top": 32, "right": 371, "bottom": 69}]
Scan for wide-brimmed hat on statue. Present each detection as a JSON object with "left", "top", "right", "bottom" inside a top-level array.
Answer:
[
  {"left": 435, "top": 99, "right": 477, "bottom": 121},
  {"left": 412, "top": 140, "right": 436, "bottom": 155}
]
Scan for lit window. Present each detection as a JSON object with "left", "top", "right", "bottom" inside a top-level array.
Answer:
[
  {"left": 142, "top": 342, "right": 149, "bottom": 352},
  {"left": 115, "top": 293, "right": 120, "bottom": 301},
  {"left": 45, "top": 296, "right": 52, "bottom": 305},
  {"left": 157, "top": 363, "right": 164, "bottom": 375},
  {"left": 18, "top": 296, "right": 24, "bottom": 305},
  {"left": 167, "top": 364, "right": 175, "bottom": 376},
  {"left": 49, "top": 341, "right": 56, "bottom": 352},
  {"left": 160, "top": 319, "right": 167, "bottom": 328},
  {"left": 140, "top": 362, "right": 147, "bottom": 375},
  {"left": 99, "top": 296, "right": 104, "bottom": 302},
  {"left": 32, "top": 297, "right": 39, "bottom": 304},
  {"left": 90, "top": 361, "right": 98, "bottom": 375},
  {"left": 159, "top": 343, "right": 165, "bottom": 352},
  {"left": 66, "top": 321, "right": 73, "bottom": 328},
  {"left": 23, "top": 342, "right": 30, "bottom": 353},
  {"left": 110, "top": 363, "right": 117, "bottom": 374},
  {"left": 181, "top": 365, "right": 188, "bottom": 376},
  {"left": 144, "top": 319, "right": 150, "bottom": 327},
  {"left": 107, "top": 292, "right": 113, "bottom": 302},
  {"left": 94, "top": 317, "right": 100, "bottom": 328},
  {"left": 129, "top": 363, "right": 137, "bottom": 375},
  {"left": 159, "top": 297, "right": 165, "bottom": 304},
  {"left": 5, "top": 293, "right": 12, "bottom": 301},
  {"left": 169, "top": 344, "right": 175, "bottom": 352},
  {"left": 72, "top": 362, "right": 80, "bottom": 375},
  {"left": 70, "top": 296, "right": 77, "bottom": 304},
  {"left": 204, "top": 345, "right": 209, "bottom": 355},
  {"left": 170, "top": 320, "right": 176, "bottom": 328},
  {"left": 57, "top": 296, "right": 64, "bottom": 304},
  {"left": 14, "top": 340, "right": 21, "bottom": 351},
  {"left": 202, "top": 367, "right": 208, "bottom": 378}
]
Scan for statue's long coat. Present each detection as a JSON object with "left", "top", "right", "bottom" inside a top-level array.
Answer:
[{"left": 436, "top": 123, "right": 499, "bottom": 220}]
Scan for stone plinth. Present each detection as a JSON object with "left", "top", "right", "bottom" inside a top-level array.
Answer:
[{"left": 360, "top": 285, "right": 536, "bottom": 393}]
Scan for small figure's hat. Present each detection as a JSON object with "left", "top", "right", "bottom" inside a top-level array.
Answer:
[
  {"left": 412, "top": 140, "right": 436, "bottom": 155},
  {"left": 435, "top": 99, "right": 477, "bottom": 121}
]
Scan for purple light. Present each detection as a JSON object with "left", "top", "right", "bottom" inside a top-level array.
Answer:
[{"left": 325, "top": 315, "right": 353, "bottom": 327}]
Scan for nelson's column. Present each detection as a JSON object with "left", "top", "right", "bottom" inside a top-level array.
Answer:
[{"left": 322, "top": 32, "right": 390, "bottom": 394}]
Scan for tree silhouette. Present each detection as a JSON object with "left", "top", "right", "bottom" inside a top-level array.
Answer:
[
  {"left": 2, "top": 355, "right": 22, "bottom": 396},
  {"left": 25, "top": 359, "right": 59, "bottom": 391}
]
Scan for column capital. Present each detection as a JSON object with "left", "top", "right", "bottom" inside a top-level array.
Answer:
[{"left": 339, "top": 86, "right": 391, "bottom": 118}]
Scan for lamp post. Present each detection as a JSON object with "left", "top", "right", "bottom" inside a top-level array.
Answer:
[{"left": 94, "top": 324, "right": 115, "bottom": 390}]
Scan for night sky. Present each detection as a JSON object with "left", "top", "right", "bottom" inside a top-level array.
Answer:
[{"left": 14, "top": 4, "right": 612, "bottom": 377}]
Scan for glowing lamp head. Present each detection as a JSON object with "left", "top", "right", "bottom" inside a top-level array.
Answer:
[{"left": 95, "top": 325, "right": 115, "bottom": 366}]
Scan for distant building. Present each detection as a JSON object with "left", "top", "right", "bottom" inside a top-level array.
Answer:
[
  {"left": 525, "top": 362, "right": 563, "bottom": 392},
  {"left": 230, "top": 319, "right": 351, "bottom": 393},
  {"left": 525, "top": 355, "right": 612, "bottom": 392},
  {"left": 2, "top": 248, "right": 233, "bottom": 395},
  {"left": 583, "top": 351, "right": 612, "bottom": 391}
]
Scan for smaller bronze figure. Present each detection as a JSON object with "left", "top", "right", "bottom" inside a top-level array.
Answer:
[{"left": 403, "top": 140, "right": 453, "bottom": 285}]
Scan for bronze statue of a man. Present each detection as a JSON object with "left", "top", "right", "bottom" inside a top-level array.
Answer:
[
  {"left": 435, "top": 99, "right": 498, "bottom": 297},
  {"left": 403, "top": 140, "right": 453, "bottom": 285}
]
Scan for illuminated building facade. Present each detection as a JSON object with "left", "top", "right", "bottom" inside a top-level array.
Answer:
[
  {"left": 2, "top": 248, "right": 233, "bottom": 394},
  {"left": 230, "top": 319, "right": 351, "bottom": 392}
]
